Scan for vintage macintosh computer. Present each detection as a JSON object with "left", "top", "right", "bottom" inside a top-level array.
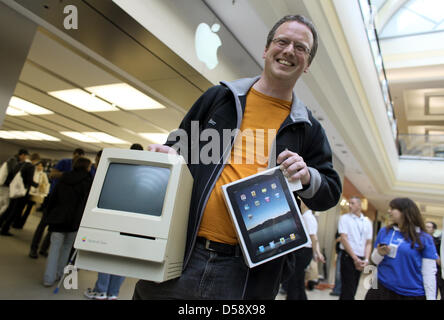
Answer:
[{"left": 74, "top": 148, "right": 193, "bottom": 283}]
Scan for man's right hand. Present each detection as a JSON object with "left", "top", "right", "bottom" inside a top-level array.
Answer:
[
  {"left": 147, "top": 144, "right": 177, "bottom": 155},
  {"left": 353, "top": 257, "right": 365, "bottom": 271}
]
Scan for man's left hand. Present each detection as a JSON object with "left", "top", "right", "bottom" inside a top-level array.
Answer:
[{"left": 277, "top": 149, "right": 311, "bottom": 186}]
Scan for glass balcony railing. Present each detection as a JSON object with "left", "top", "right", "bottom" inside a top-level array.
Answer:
[{"left": 398, "top": 134, "right": 444, "bottom": 160}]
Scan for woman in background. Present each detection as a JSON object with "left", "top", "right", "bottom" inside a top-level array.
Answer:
[{"left": 366, "top": 197, "right": 438, "bottom": 300}]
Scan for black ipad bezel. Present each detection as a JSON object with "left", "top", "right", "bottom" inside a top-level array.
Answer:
[{"left": 224, "top": 168, "right": 308, "bottom": 264}]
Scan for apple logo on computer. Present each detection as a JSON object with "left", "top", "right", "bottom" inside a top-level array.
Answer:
[{"left": 195, "top": 22, "right": 221, "bottom": 70}]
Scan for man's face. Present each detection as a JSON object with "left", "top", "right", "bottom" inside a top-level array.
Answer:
[
  {"left": 349, "top": 198, "right": 361, "bottom": 214},
  {"left": 263, "top": 21, "right": 313, "bottom": 85}
]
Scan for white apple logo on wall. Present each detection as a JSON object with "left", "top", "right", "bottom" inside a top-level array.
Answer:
[{"left": 195, "top": 23, "right": 221, "bottom": 70}]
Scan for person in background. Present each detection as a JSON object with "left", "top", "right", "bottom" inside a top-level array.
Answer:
[
  {"left": 0, "top": 153, "right": 40, "bottom": 236},
  {"left": 13, "top": 160, "right": 50, "bottom": 229},
  {"left": 366, "top": 198, "right": 438, "bottom": 300},
  {"left": 425, "top": 221, "right": 443, "bottom": 299},
  {"left": 338, "top": 196, "right": 373, "bottom": 300},
  {"left": 130, "top": 143, "right": 144, "bottom": 150},
  {"left": 329, "top": 230, "right": 342, "bottom": 296},
  {"left": 284, "top": 202, "right": 325, "bottom": 300},
  {"left": 84, "top": 149, "right": 126, "bottom": 300},
  {"left": 29, "top": 148, "right": 85, "bottom": 258},
  {"left": 43, "top": 157, "right": 92, "bottom": 287},
  {"left": 0, "top": 149, "right": 29, "bottom": 215},
  {"left": 89, "top": 150, "right": 102, "bottom": 178}
]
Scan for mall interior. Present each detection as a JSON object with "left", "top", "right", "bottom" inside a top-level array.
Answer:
[{"left": 0, "top": 0, "right": 443, "bottom": 300}]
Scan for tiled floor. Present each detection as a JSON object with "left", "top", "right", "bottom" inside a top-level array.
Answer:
[{"left": 0, "top": 209, "right": 368, "bottom": 300}]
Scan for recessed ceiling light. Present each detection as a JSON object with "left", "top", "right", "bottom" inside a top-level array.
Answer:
[
  {"left": 84, "top": 132, "right": 128, "bottom": 144},
  {"left": 49, "top": 89, "right": 118, "bottom": 112},
  {"left": 138, "top": 133, "right": 169, "bottom": 144},
  {"left": 86, "top": 83, "right": 165, "bottom": 110},
  {"left": 60, "top": 131, "right": 129, "bottom": 144},
  {"left": 0, "top": 130, "right": 59, "bottom": 141},
  {"left": 6, "top": 106, "right": 28, "bottom": 116},
  {"left": 25, "top": 131, "right": 60, "bottom": 141},
  {"left": 8, "top": 96, "right": 53, "bottom": 115},
  {"left": 60, "top": 131, "right": 101, "bottom": 143}
]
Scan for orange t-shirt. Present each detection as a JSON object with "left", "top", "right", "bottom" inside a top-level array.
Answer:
[{"left": 197, "top": 88, "right": 291, "bottom": 244}]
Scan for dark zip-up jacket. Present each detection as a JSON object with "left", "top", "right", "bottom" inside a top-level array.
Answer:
[
  {"left": 166, "top": 76, "right": 341, "bottom": 299},
  {"left": 45, "top": 169, "right": 92, "bottom": 233}
]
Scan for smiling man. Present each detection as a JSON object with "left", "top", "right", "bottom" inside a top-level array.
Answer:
[{"left": 133, "top": 15, "right": 341, "bottom": 300}]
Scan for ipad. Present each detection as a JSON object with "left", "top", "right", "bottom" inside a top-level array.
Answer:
[{"left": 221, "top": 167, "right": 310, "bottom": 268}]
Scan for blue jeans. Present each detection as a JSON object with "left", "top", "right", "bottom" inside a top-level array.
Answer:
[
  {"left": 94, "top": 273, "right": 125, "bottom": 296},
  {"left": 133, "top": 241, "right": 249, "bottom": 300},
  {"left": 331, "top": 250, "right": 342, "bottom": 294},
  {"left": 44, "top": 232, "right": 76, "bottom": 285}
]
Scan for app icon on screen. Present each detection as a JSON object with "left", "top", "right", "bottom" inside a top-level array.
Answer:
[
  {"left": 274, "top": 192, "right": 280, "bottom": 198},
  {"left": 269, "top": 241, "right": 275, "bottom": 249},
  {"left": 251, "top": 191, "right": 256, "bottom": 197},
  {"left": 240, "top": 194, "right": 246, "bottom": 201},
  {"left": 271, "top": 183, "right": 277, "bottom": 189},
  {"left": 264, "top": 196, "right": 270, "bottom": 203},
  {"left": 254, "top": 200, "right": 260, "bottom": 207},
  {"left": 262, "top": 188, "right": 267, "bottom": 193},
  {"left": 244, "top": 204, "right": 250, "bottom": 210},
  {"left": 259, "top": 246, "right": 265, "bottom": 253},
  {"left": 280, "top": 237, "right": 285, "bottom": 244},
  {"left": 290, "top": 233, "right": 296, "bottom": 240}
]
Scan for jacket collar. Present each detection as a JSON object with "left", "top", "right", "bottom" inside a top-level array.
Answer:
[{"left": 221, "top": 76, "right": 312, "bottom": 126}]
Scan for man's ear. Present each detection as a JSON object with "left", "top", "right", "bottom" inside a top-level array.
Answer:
[{"left": 262, "top": 46, "right": 269, "bottom": 59}]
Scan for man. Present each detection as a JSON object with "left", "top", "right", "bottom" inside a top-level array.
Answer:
[
  {"left": 133, "top": 15, "right": 341, "bottom": 300},
  {"left": 48, "top": 148, "right": 85, "bottom": 186},
  {"left": 29, "top": 148, "right": 85, "bottom": 258},
  {"left": 425, "top": 221, "right": 443, "bottom": 299},
  {"left": 338, "top": 196, "right": 373, "bottom": 300}
]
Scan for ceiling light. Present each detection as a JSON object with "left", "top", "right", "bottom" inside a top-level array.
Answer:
[
  {"left": 0, "top": 130, "right": 59, "bottom": 141},
  {"left": 49, "top": 89, "right": 118, "bottom": 112},
  {"left": 6, "top": 106, "right": 28, "bottom": 116},
  {"left": 138, "top": 133, "right": 169, "bottom": 144},
  {"left": 8, "top": 131, "right": 35, "bottom": 140},
  {"left": 60, "top": 131, "right": 101, "bottom": 143},
  {"left": 86, "top": 83, "right": 165, "bottom": 110},
  {"left": 8, "top": 96, "right": 53, "bottom": 115},
  {"left": 0, "top": 131, "right": 17, "bottom": 139},
  {"left": 25, "top": 131, "right": 60, "bottom": 141},
  {"left": 83, "top": 132, "right": 128, "bottom": 144},
  {"left": 60, "top": 131, "right": 129, "bottom": 144}
]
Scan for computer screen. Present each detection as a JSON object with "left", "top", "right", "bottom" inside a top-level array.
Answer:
[{"left": 98, "top": 163, "right": 170, "bottom": 217}]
